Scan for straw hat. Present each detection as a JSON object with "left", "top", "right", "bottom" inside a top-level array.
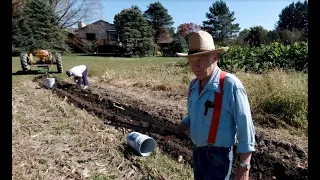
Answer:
[{"left": 176, "top": 30, "right": 229, "bottom": 57}]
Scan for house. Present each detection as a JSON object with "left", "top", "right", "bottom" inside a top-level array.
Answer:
[
  {"left": 66, "top": 19, "right": 175, "bottom": 56},
  {"left": 157, "top": 34, "right": 174, "bottom": 56},
  {"left": 66, "top": 20, "right": 120, "bottom": 54}
]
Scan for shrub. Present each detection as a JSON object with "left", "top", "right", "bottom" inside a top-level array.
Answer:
[{"left": 218, "top": 42, "right": 308, "bottom": 73}]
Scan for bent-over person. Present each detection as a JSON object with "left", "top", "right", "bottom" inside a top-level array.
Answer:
[{"left": 66, "top": 65, "right": 89, "bottom": 89}]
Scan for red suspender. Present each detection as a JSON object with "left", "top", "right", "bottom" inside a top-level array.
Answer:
[
  {"left": 187, "top": 71, "right": 227, "bottom": 144},
  {"left": 207, "top": 71, "right": 227, "bottom": 144}
]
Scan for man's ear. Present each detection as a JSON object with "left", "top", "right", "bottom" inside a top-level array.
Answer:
[
  {"left": 212, "top": 53, "right": 219, "bottom": 62},
  {"left": 215, "top": 53, "right": 220, "bottom": 60}
]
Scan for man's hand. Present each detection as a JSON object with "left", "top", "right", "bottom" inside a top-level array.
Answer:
[
  {"left": 176, "top": 123, "right": 189, "bottom": 134},
  {"left": 73, "top": 78, "right": 79, "bottom": 83},
  {"left": 234, "top": 152, "right": 252, "bottom": 180},
  {"left": 234, "top": 167, "right": 249, "bottom": 180}
]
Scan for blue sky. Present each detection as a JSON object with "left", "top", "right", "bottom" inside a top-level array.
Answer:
[{"left": 91, "top": 0, "right": 303, "bottom": 32}]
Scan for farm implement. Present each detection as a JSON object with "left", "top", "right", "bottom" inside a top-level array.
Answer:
[{"left": 20, "top": 50, "right": 63, "bottom": 74}]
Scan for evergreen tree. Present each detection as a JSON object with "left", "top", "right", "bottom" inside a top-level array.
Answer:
[
  {"left": 203, "top": 0, "right": 240, "bottom": 43},
  {"left": 114, "top": 6, "right": 155, "bottom": 57},
  {"left": 275, "top": 0, "right": 308, "bottom": 40},
  {"left": 12, "top": 0, "right": 69, "bottom": 53},
  {"left": 143, "top": 2, "right": 174, "bottom": 42},
  {"left": 12, "top": 10, "right": 27, "bottom": 54},
  {"left": 169, "top": 33, "right": 188, "bottom": 55}
]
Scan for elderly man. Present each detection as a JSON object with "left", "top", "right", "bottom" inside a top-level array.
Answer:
[
  {"left": 173, "top": 30, "right": 256, "bottom": 180},
  {"left": 66, "top": 65, "right": 89, "bottom": 89}
]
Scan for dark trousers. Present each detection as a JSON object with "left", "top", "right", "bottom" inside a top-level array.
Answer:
[
  {"left": 78, "top": 68, "right": 88, "bottom": 86},
  {"left": 193, "top": 145, "right": 233, "bottom": 180}
]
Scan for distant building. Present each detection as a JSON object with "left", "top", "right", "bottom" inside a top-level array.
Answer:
[
  {"left": 157, "top": 36, "right": 174, "bottom": 55},
  {"left": 66, "top": 19, "right": 174, "bottom": 55},
  {"left": 66, "top": 20, "right": 120, "bottom": 54}
]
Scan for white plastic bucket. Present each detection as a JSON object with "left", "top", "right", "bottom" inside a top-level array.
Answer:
[
  {"left": 126, "top": 132, "right": 156, "bottom": 156},
  {"left": 45, "top": 78, "right": 55, "bottom": 89}
]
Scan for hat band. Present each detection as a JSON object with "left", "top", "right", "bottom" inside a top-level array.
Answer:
[
  {"left": 188, "top": 50, "right": 203, "bottom": 55},
  {"left": 188, "top": 49, "right": 213, "bottom": 55}
]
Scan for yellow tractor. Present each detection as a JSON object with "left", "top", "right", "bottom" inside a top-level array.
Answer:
[{"left": 20, "top": 50, "right": 63, "bottom": 73}]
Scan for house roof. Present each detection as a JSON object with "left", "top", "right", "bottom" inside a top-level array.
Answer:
[{"left": 74, "top": 20, "right": 116, "bottom": 32}]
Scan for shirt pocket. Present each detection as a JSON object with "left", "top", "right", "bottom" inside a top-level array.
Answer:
[
  {"left": 204, "top": 107, "right": 230, "bottom": 126},
  {"left": 204, "top": 107, "right": 214, "bottom": 126}
]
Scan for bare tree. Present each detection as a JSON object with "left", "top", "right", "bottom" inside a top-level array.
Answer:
[{"left": 47, "top": 0, "right": 103, "bottom": 29}]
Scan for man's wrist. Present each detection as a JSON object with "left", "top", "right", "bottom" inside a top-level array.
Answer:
[
  {"left": 239, "top": 152, "right": 252, "bottom": 164},
  {"left": 239, "top": 162, "right": 251, "bottom": 170}
]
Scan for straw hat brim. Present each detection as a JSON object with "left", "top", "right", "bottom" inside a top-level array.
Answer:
[{"left": 176, "top": 47, "right": 229, "bottom": 57}]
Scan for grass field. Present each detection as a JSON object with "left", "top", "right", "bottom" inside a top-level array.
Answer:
[{"left": 12, "top": 55, "right": 308, "bottom": 179}]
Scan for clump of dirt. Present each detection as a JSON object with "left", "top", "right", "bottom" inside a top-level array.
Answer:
[
  {"left": 34, "top": 76, "right": 308, "bottom": 180},
  {"left": 234, "top": 134, "right": 308, "bottom": 180}
]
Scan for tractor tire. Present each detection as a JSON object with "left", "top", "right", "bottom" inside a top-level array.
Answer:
[
  {"left": 20, "top": 52, "right": 30, "bottom": 71},
  {"left": 55, "top": 52, "right": 63, "bottom": 73}
]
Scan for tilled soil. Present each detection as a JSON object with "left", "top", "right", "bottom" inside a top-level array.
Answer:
[{"left": 34, "top": 76, "right": 308, "bottom": 180}]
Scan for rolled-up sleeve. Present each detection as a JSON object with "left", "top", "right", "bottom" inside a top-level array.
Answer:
[{"left": 231, "top": 87, "right": 256, "bottom": 153}]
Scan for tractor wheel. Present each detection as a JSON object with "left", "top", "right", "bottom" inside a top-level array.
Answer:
[
  {"left": 55, "top": 52, "right": 63, "bottom": 73},
  {"left": 20, "top": 52, "right": 30, "bottom": 71}
]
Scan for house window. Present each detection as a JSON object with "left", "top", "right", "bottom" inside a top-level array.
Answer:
[
  {"left": 107, "top": 30, "right": 118, "bottom": 41},
  {"left": 109, "top": 34, "right": 118, "bottom": 41},
  {"left": 86, "top": 33, "right": 96, "bottom": 40}
]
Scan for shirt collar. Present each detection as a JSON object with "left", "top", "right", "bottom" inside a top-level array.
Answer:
[{"left": 191, "top": 67, "right": 221, "bottom": 92}]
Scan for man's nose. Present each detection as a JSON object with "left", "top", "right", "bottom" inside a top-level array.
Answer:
[
  {"left": 191, "top": 62, "right": 201, "bottom": 67},
  {"left": 192, "top": 64, "right": 201, "bottom": 70}
]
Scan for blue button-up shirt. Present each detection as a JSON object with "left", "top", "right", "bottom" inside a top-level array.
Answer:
[{"left": 182, "top": 67, "right": 256, "bottom": 153}]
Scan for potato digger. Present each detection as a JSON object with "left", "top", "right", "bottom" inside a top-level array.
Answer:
[{"left": 20, "top": 50, "right": 63, "bottom": 73}]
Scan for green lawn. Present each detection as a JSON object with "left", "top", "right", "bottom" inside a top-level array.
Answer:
[{"left": 12, "top": 55, "right": 185, "bottom": 76}]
